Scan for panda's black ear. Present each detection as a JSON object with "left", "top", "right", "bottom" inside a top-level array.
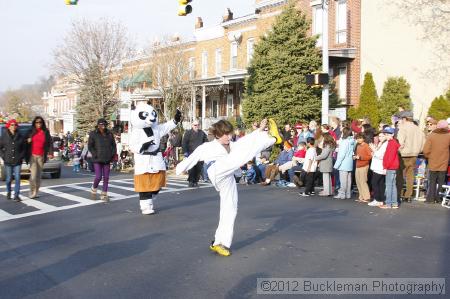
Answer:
[
  {"left": 131, "top": 103, "right": 136, "bottom": 110},
  {"left": 147, "top": 100, "right": 152, "bottom": 106}
]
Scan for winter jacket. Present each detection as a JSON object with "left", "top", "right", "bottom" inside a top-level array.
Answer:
[
  {"left": 355, "top": 142, "right": 372, "bottom": 168},
  {"left": 333, "top": 127, "right": 342, "bottom": 140},
  {"left": 296, "top": 130, "right": 314, "bottom": 146},
  {"left": 334, "top": 137, "right": 356, "bottom": 171},
  {"left": 169, "top": 133, "right": 182, "bottom": 148},
  {"left": 182, "top": 129, "right": 207, "bottom": 155},
  {"left": 88, "top": 129, "right": 116, "bottom": 164},
  {"left": 26, "top": 128, "right": 52, "bottom": 163},
  {"left": 0, "top": 130, "right": 26, "bottom": 166},
  {"left": 397, "top": 121, "right": 425, "bottom": 157},
  {"left": 315, "top": 145, "right": 334, "bottom": 173},
  {"left": 275, "top": 149, "right": 294, "bottom": 165},
  {"left": 370, "top": 141, "right": 388, "bottom": 175},
  {"left": 423, "top": 128, "right": 450, "bottom": 171},
  {"left": 383, "top": 139, "right": 400, "bottom": 170}
]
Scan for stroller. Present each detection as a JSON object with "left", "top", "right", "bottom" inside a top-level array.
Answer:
[
  {"left": 441, "top": 185, "right": 450, "bottom": 209},
  {"left": 119, "top": 150, "right": 133, "bottom": 170}
]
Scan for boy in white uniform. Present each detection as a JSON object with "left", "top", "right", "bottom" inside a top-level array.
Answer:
[{"left": 176, "top": 119, "right": 282, "bottom": 256}]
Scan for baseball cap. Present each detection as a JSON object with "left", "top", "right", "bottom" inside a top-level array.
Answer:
[
  {"left": 382, "top": 127, "right": 395, "bottom": 135},
  {"left": 399, "top": 111, "right": 414, "bottom": 119}
]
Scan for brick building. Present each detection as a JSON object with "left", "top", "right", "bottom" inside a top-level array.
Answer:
[
  {"left": 45, "top": 0, "right": 362, "bottom": 132},
  {"left": 43, "top": 77, "right": 79, "bottom": 135},
  {"left": 182, "top": 0, "right": 361, "bottom": 128}
]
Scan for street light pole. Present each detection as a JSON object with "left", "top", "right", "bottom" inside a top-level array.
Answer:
[{"left": 321, "top": 0, "right": 329, "bottom": 125}]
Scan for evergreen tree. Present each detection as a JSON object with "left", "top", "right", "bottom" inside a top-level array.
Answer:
[
  {"left": 350, "top": 72, "right": 379, "bottom": 126},
  {"left": 427, "top": 90, "right": 450, "bottom": 120},
  {"left": 242, "top": 3, "right": 322, "bottom": 125},
  {"left": 76, "top": 64, "right": 116, "bottom": 135},
  {"left": 379, "top": 77, "right": 412, "bottom": 123}
]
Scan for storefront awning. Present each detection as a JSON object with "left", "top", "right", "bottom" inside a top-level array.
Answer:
[{"left": 119, "top": 70, "right": 152, "bottom": 88}]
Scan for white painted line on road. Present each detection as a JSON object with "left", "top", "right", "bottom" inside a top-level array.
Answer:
[
  {"left": 20, "top": 198, "right": 59, "bottom": 211},
  {"left": 39, "top": 187, "right": 95, "bottom": 205},
  {"left": 110, "top": 180, "right": 134, "bottom": 185},
  {"left": 110, "top": 178, "right": 134, "bottom": 182},
  {"left": 0, "top": 208, "right": 13, "bottom": 221},
  {"left": 166, "top": 181, "right": 189, "bottom": 187},
  {"left": 68, "top": 185, "right": 125, "bottom": 200},
  {"left": 0, "top": 192, "right": 57, "bottom": 211},
  {"left": 0, "top": 179, "right": 213, "bottom": 222},
  {"left": 107, "top": 183, "right": 135, "bottom": 192}
]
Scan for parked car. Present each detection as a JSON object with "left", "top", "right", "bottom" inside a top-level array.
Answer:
[{"left": 0, "top": 123, "right": 62, "bottom": 180}]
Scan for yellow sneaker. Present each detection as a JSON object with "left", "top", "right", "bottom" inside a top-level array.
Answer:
[
  {"left": 209, "top": 244, "right": 232, "bottom": 257},
  {"left": 268, "top": 118, "right": 283, "bottom": 145}
]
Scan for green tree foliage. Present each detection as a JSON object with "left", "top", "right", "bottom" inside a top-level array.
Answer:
[
  {"left": 427, "top": 89, "right": 450, "bottom": 121},
  {"left": 76, "top": 64, "right": 116, "bottom": 135},
  {"left": 242, "top": 3, "right": 322, "bottom": 126},
  {"left": 4, "top": 91, "right": 32, "bottom": 122},
  {"left": 350, "top": 72, "right": 379, "bottom": 126},
  {"left": 379, "top": 77, "right": 412, "bottom": 123}
]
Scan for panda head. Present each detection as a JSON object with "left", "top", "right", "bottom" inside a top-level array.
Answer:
[{"left": 131, "top": 102, "right": 158, "bottom": 129}]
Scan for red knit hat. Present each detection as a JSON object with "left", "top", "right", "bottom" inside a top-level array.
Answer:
[{"left": 5, "top": 119, "right": 18, "bottom": 129}]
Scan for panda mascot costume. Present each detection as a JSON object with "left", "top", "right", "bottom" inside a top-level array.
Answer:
[{"left": 130, "top": 102, "right": 182, "bottom": 215}]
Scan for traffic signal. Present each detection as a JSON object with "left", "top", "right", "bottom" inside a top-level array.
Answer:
[
  {"left": 65, "top": 0, "right": 78, "bottom": 5},
  {"left": 178, "top": 0, "right": 193, "bottom": 16}
]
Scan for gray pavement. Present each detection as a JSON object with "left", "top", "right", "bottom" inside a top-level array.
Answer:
[{"left": 0, "top": 168, "right": 449, "bottom": 299}]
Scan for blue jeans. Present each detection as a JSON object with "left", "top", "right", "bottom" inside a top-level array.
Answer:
[
  {"left": 5, "top": 164, "right": 21, "bottom": 196},
  {"left": 385, "top": 170, "right": 398, "bottom": 206},
  {"left": 203, "top": 161, "right": 214, "bottom": 182}
]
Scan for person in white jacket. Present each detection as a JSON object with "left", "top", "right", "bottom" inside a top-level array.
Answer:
[
  {"left": 368, "top": 133, "right": 388, "bottom": 207},
  {"left": 130, "top": 102, "right": 182, "bottom": 215},
  {"left": 176, "top": 118, "right": 282, "bottom": 256}
]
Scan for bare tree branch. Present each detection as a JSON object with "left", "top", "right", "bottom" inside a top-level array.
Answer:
[{"left": 146, "top": 37, "right": 193, "bottom": 121}]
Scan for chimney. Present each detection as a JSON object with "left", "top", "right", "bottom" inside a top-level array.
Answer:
[
  {"left": 222, "top": 8, "right": 233, "bottom": 22},
  {"left": 195, "top": 17, "right": 203, "bottom": 29}
]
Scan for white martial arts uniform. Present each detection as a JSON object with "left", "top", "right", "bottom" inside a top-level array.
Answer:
[{"left": 176, "top": 129, "right": 275, "bottom": 248}]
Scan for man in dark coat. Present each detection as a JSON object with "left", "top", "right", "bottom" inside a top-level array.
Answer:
[
  {"left": 182, "top": 119, "right": 207, "bottom": 187},
  {"left": 0, "top": 119, "right": 26, "bottom": 201}
]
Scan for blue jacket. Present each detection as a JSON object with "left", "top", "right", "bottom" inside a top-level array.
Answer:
[
  {"left": 334, "top": 137, "right": 356, "bottom": 171},
  {"left": 276, "top": 149, "right": 294, "bottom": 165},
  {"left": 297, "top": 131, "right": 314, "bottom": 145}
]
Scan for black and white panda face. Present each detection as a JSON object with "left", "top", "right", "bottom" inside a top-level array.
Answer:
[{"left": 131, "top": 103, "right": 158, "bottom": 129}]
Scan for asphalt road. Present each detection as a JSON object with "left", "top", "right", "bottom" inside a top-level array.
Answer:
[{"left": 0, "top": 166, "right": 449, "bottom": 299}]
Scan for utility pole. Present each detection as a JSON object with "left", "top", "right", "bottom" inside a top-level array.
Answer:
[{"left": 321, "top": 0, "right": 329, "bottom": 124}]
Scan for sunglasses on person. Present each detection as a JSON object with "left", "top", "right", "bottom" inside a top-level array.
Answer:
[
  {"left": 35, "top": 121, "right": 43, "bottom": 124},
  {"left": 9, "top": 124, "right": 17, "bottom": 127}
]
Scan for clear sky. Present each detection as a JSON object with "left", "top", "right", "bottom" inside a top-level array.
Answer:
[{"left": 0, "top": 0, "right": 254, "bottom": 92}]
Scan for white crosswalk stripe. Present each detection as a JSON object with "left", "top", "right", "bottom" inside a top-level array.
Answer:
[{"left": 0, "top": 177, "right": 212, "bottom": 222}]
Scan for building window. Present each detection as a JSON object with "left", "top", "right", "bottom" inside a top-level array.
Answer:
[
  {"left": 202, "top": 51, "right": 208, "bottom": 79},
  {"left": 211, "top": 99, "right": 219, "bottom": 118},
  {"left": 188, "top": 57, "right": 195, "bottom": 80},
  {"left": 338, "top": 66, "right": 347, "bottom": 102},
  {"left": 312, "top": 5, "right": 323, "bottom": 47},
  {"left": 335, "top": 0, "right": 347, "bottom": 44},
  {"left": 230, "top": 42, "right": 238, "bottom": 70},
  {"left": 156, "top": 66, "right": 162, "bottom": 86},
  {"left": 247, "top": 38, "right": 255, "bottom": 64},
  {"left": 215, "top": 48, "right": 222, "bottom": 76},
  {"left": 227, "top": 94, "right": 233, "bottom": 117}
]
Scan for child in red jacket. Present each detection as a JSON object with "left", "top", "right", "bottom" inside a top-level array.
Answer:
[{"left": 381, "top": 127, "right": 400, "bottom": 209}]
